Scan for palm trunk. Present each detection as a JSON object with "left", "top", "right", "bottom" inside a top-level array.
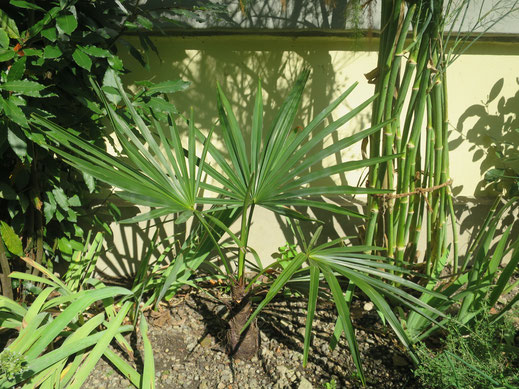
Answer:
[{"left": 227, "top": 282, "right": 259, "bottom": 360}]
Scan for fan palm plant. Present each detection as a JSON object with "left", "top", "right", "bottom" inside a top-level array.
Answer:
[{"left": 31, "top": 70, "right": 445, "bottom": 382}]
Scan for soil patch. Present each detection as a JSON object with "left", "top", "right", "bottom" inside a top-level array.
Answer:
[{"left": 85, "top": 289, "right": 420, "bottom": 388}]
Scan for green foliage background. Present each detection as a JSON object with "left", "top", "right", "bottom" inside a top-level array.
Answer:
[{"left": 0, "top": 0, "right": 221, "bottom": 292}]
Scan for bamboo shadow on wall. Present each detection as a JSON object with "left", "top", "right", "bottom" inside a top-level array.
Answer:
[{"left": 450, "top": 77, "right": 519, "bottom": 238}]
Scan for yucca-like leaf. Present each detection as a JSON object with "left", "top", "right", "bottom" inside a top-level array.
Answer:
[
  {"left": 140, "top": 314, "right": 155, "bottom": 389},
  {"left": 67, "top": 301, "right": 133, "bottom": 389},
  {"left": 205, "top": 71, "right": 398, "bottom": 221}
]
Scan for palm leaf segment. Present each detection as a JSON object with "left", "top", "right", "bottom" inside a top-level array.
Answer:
[
  {"left": 31, "top": 77, "right": 213, "bottom": 224},
  {"left": 200, "top": 69, "right": 397, "bottom": 220},
  {"left": 244, "top": 234, "right": 449, "bottom": 385},
  {"left": 32, "top": 71, "right": 395, "bottom": 224}
]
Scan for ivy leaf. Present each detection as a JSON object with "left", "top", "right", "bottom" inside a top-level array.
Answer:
[
  {"left": 44, "top": 191, "right": 57, "bottom": 223},
  {"left": 136, "top": 15, "right": 153, "bottom": 30},
  {"left": 107, "top": 55, "right": 123, "bottom": 71},
  {"left": 7, "top": 124, "right": 27, "bottom": 159},
  {"left": 0, "top": 29, "right": 8, "bottom": 49},
  {"left": 6, "top": 56, "right": 26, "bottom": 81},
  {"left": 66, "top": 208, "right": 77, "bottom": 222},
  {"left": 68, "top": 194, "right": 81, "bottom": 207},
  {"left": 0, "top": 80, "right": 46, "bottom": 96},
  {"left": 9, "top": 1, "right": 45, "bottom": 11},
  {"left": 144, "top": 80, "right": 191, "bottom": 95},
  {"left": 487, "top": 78, "right": 504, "bottom": 104},
  {"left": 1, "top": 96, "right": 28, "bottom": 127},
  {"left": 43, "top": 45, "right": 62, "bottom": 59},
  {"left": 82, "top": 172, "right": 95, "bottom": 193},
  {"left": 72, "top": 48, "right": 91, "bottom": 71},
  {"left": 0, "top": 9, "right": 20, "bottom": 40},
  {"left": 55, "top": 209, "right": 64, "bottom": 222},
  {"left": 52, "top": 187, "right": 69, "bottom": 211},
  {"left": 485, "top": 168, "right": 504, "bottom": 183},
  {"left": 0, "top": 49, "right": 15, "bottom": 62},
  {"left": 0, "top": 181, "right": 17, "bottom": 200},
  {"left": 41, "top": 27, "right": 57, "bottom": 42},
  {"left": 80, "top": 45, "right": 110, "bottom": 58},
  {"left": 56, "top": 12, "right": 78, "bottom": 35},
  {"left": 0, "top": 221, "right": 23, "bottom": 256}
]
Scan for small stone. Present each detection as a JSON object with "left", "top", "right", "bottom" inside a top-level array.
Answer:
[
  {"left": 200, "top": 336, "right": 212, "bottom": 348},
  {"left": 363, "top": 302, "right": 374, "bottom": 311},
  {"left": 277, "top": 365, "right": 289, "bottom": 377},
  {"left": 298, "top": 377, "right": 313, "bottom": 389}
]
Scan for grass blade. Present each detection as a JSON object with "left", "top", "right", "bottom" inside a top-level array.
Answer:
[{"left": 140, "top": 314, "right": 155, "bottom": 389}]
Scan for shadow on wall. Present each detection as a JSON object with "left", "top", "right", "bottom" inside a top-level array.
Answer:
[
  {"left": 450, "top": 77, "right": 519, "bottom": 240},
  {"left": 145, "top": 0, "right": 378, "bottom": 31},
  {"left": 93, "top": 36, "right": 376, "bottom": 276},
  {"left": 97, "top": 207, "right": 176, "bottom": 281},
  {"left": 452, "top": 77, "right": 519, "bottom": 198}
]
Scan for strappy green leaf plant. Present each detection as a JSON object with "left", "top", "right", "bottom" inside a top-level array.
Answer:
[
  {"left": 30, "top": 70, "right": 444, "bottom": 380},
  {"left": 0, "top": 246, "right": 145, "bottom": 388},
  {"left": 404, "top": 197, "right": 519, "bottom": 343}
]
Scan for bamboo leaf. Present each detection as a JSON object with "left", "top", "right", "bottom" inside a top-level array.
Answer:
[{"left": 0, "top": 295, "right": 26, "bottom": 318}]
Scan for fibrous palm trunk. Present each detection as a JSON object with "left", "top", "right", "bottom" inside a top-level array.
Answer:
[{"left": 227, "top": 283, "right": 259, "bottom": 360}]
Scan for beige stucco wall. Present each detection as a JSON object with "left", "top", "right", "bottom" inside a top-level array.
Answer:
[{"left": 98, "top": 35, "right": 519, "bottom": 277}]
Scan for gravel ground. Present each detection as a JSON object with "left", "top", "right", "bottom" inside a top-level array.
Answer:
[{"left": 85, "top": 289, "right": 420, "bottom": 389}]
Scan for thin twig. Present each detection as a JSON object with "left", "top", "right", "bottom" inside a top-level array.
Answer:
[{"left": 373, "top": 179, "right": 453, "bottom": 201}]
